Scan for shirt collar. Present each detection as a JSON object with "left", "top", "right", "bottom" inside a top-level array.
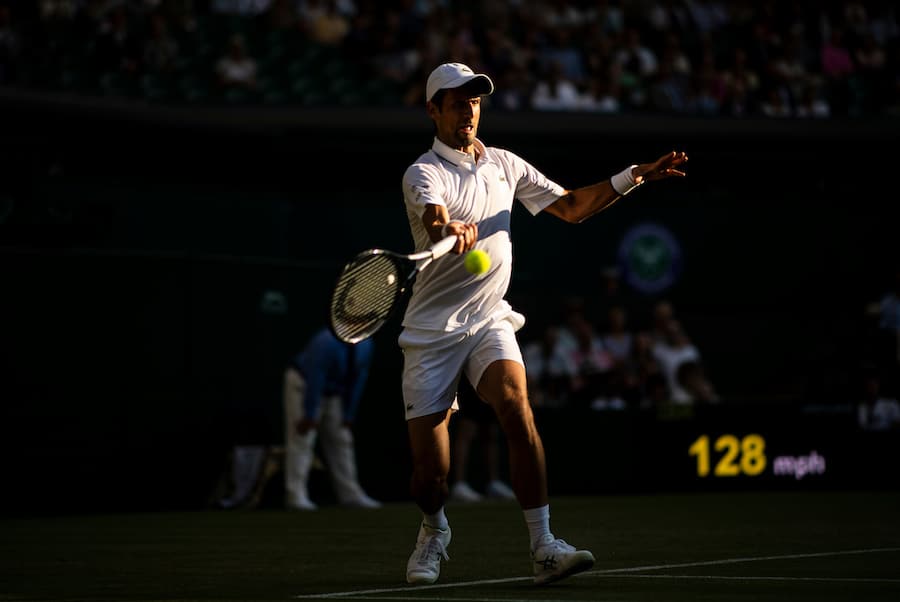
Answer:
[{"left": 431, "top": 137, "right": 486, "bottom": 167}]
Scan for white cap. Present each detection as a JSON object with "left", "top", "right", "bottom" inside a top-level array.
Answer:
[{"left": 425, "top": 63, "right": 494, "bottom": 103}]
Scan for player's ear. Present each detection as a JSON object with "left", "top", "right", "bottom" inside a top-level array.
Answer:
[{"left": 426, "top": 99, "right": 440, "bottom": 119}]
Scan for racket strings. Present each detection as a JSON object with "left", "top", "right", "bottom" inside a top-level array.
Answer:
[{"left": 330, "top": 254, "right": 402, "bottom": 342}]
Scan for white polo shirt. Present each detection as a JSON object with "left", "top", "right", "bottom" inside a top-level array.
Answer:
[{"left": 400, "top": 137, "right": 565, "bottom": 335}]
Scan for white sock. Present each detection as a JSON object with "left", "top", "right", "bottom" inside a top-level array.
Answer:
[
  {"left": 523, "top": 504, "right": 552, "bottom": 549},
  {"left": 423, "top": 507, "right": 449, "bottom": 530}
]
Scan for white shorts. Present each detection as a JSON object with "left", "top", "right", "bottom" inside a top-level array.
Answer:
[{"left": 399, "top": 312, "right": 525, "bottom": 420}]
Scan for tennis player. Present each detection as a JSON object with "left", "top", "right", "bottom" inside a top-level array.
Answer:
[{"left": 401, "top": 62, "right": 688, "bottom": 585}]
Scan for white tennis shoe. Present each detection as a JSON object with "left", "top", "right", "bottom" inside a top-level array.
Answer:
[
  {"left": 406, "top": 523, "right": 451, "bottom": 584},
  {"left": 531, "top": 535, "right": 595, "bottom": 585}
]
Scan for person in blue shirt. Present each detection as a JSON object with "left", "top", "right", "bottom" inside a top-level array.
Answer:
[{"left": 283, "top": 327, "right": 380, "bottom": 510}]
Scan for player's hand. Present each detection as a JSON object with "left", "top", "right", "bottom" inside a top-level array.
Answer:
[
  {"left": 443, "top": 220, "right": 478, "bottom": 254},
  {"left": 296, "top": 417, "right": 318, "bottom": 434},
  {"left": 633, "top": 151, "right": 688, "bottom": 184}
]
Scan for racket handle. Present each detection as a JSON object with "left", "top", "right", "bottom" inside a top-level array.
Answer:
[{"left": 430, "top": 235, "right": 458, "bottom": 259}]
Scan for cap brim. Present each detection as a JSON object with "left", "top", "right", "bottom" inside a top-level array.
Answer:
[{"left": 433, "top": 74, "right": 494, "bottom": 99}]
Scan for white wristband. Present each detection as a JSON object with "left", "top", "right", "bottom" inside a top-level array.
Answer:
[
  {"left": 441, "top": 220, "right": 464, "bottom": 238},
  {"left": 610, "top": 165, "right": 641, "bottom": 196}
]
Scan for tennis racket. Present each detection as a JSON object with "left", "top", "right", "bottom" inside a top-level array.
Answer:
[{"left": 329, "top": 235, "right": 457, "bottom": 344}]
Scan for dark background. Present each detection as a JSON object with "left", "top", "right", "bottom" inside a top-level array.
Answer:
[{"left": 1, "top": 90, "right": 898, "bottom": 513}]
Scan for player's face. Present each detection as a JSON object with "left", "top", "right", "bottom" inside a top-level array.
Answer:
[{"left": 430, "top": 88, "right": 481, "bottom": 152}]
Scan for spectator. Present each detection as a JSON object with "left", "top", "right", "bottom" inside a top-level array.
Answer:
[
  {"left": 493, "top": 62, "right": 533, "bottom": 111},
  {"left": 215, "top": 33, "right": 258, "bottom": 95},
  {"left": 600, "top": 305, "right": 633, "bottom": 364},
  {"left": 820, "top": 26, "right": 856, "bottom": 115},
  {"left": 795, "top": 79, "right": 831, "bottom": 118},
  {"left": 531, "top": 59, "right": 584, "bottom": 111},
  {"left": 536, "top": 26, "right": 587, "bottom": 86},
  {"left": 95, "top": 4, "right": 142, "bottom": 76},
  {"left": 759, "top": 84, "right": 793, "bottom": 117},
  {"left": 555, "top": 294, "right": 592, "bottom": 354},
  {"left": 720, "top": 46, "right": 761, "bottom": 117},
  {"left": 142, "top": 11, "right": 180, "bottom": 74},
  {"left": 768, "top": 30, "right": 811, "bottom": 108},
  {"left": 299, "top": 0, "right": 350, "bottom": 47},
  {"left": 651, "top": 318, "right": 711, "bottom": 405},
  {"left": 853, "top": 30, "right": 889, "bottom": 114},
  {"left": 282, "top": 327, "right": 381, "bottom": 510},
  {"left": 676, "top": 359, "right": 719, "bottom": 404},
  {"left": 593, "top": 265, "right": 639, "bottom": 324},
  {"left": 642, "top": 369, "right": 671, "bottom": 410},
  {"left": 866, "top": 266, "right": 900, "bottom": 374},
  {"left": 690, "top": 48, "right": 725, "bottom": 115},
  {"left": 648, "top": 299, "right": 676, "bottom": 345},
  {"left": 580, "top": 72, "right": 622, "bottom": 113},
  {"left": 631, "top": 331, "right": 665, "bottom": 408},
  {"left": 613, "top": 25, "right": 658, "bottom": 109},
  {"left": 566, "top": 313, "right": 618, "bottom": 409},
  {"left": 857, "top": 369, "right": 900, "bottom": 432},
  {"left": 599, "top": 304, "right": 635, "bottom": 407},
  {"left": 522, "top": 325, "right": 575, "bottom": 408}
]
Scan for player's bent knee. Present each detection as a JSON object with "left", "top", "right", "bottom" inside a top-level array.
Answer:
[{"left": 491, "top": 395, "right": 534, "bottom": 430}]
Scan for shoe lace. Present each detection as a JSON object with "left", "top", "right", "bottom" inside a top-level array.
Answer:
[
  {"left": 550, "top": 538, "right": 575, "bottom": 552},
  {"left": 414, "top": 531, "right": 450, "bottom": 564},
  {"left": 534, "top": 537, "right": 575, "bottom": 558}
]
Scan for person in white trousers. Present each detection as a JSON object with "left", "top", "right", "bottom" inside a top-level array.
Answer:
[{"left": 283, "top": 327, "right": 381, "bottom": 510}]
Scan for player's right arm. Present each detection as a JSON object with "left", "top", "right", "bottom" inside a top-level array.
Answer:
[
  {"left": 404, "top": 161, "right": 478, "bottom": 253},
  {"left": 421, "top": 203, "right": 477, "bottom": 254}
]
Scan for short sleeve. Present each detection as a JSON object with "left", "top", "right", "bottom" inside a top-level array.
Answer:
[
  {"left": 498, "top": 149, "right": 565, "bottom": 216},
  {"left": 403, "top": 163, "right": 447, "bottom": 218}
]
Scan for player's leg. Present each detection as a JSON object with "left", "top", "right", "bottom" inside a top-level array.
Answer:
[
  {"left": 399, "top": 328, "right": 468, "bottom": 584},
  {"left": 405, "top": 409, "right": 453, "bottom": 584},
  {"left": 476, "top": 359, "right": 547, "bottom": 509},
  {"left": 463, "top": 378, "right": 517, "bottom": 500},
  {"left": 471, "top": 321, "right": 595, "bottom": 585},
  {"left": 478, "top": 359, "right": 594, "bottom": 584},
  {"left": 408, "top": 409, "right": 453, "bottom": 514}
]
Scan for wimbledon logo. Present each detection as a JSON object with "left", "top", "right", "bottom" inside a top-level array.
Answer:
[{"left": 617, "top": 222, "right": 682, "bottom": 294}]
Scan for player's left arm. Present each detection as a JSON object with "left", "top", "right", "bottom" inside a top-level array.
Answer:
[{"left": 544, "top": 151, "right": 688, "bottom": 223}]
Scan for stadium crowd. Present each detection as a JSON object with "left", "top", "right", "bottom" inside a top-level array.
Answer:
[{"left": 0, "top": 0, "right": 898, "bottom": 116}]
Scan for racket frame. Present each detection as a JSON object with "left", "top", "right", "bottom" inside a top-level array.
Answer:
[{"left": 329, "top": 236, "right": 457, "bottom": 343}]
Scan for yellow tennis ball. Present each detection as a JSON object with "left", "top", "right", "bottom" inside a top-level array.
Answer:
[{"left": 464, "top": 249, "right": 491, "bottom": 275}]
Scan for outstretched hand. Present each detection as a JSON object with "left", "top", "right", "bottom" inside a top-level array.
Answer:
[{"left": 634, "top": 151, "right": 688, "bottom": 185}]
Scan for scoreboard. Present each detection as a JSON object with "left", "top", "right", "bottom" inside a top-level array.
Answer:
[{"left": 535, "top": 402, "right": 899, "bottom": 493}]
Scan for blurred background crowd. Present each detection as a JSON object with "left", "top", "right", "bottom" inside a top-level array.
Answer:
[
  {"left": 1, "top": 0, "right": 899, "bottom": 117},
  {"left": 519, "top": 270, "right": 900, "bottom": 432}
]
